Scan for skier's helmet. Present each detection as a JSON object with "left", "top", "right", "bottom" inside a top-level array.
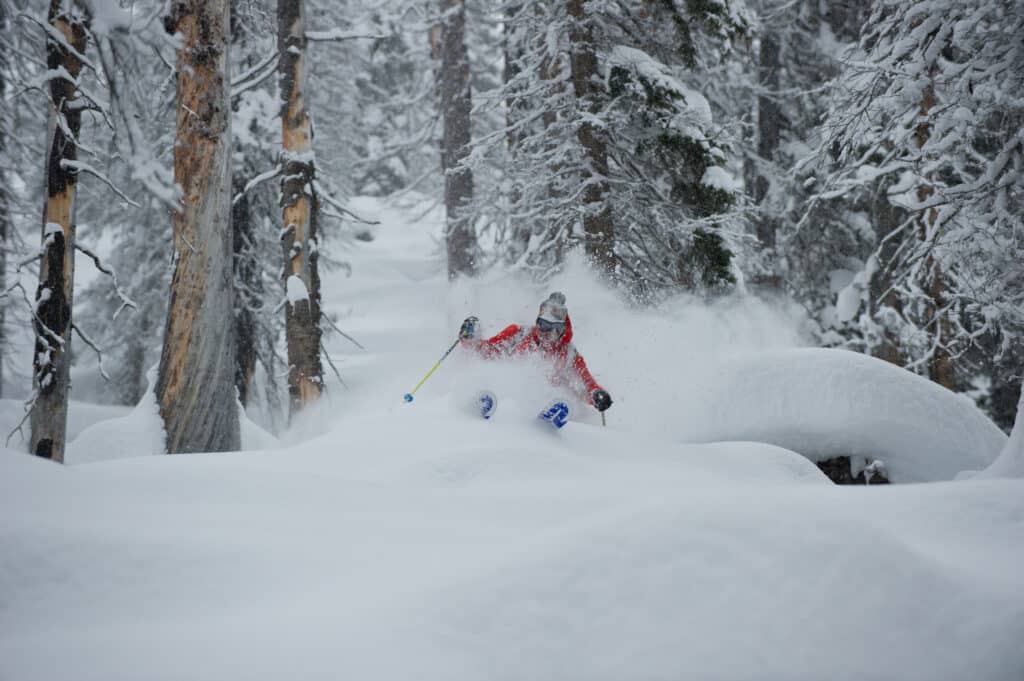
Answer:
[{"left": 536, "top": 292, "right": 567, "bottom": 340}]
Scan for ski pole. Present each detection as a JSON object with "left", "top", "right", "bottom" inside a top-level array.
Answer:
[{"left": 403, "top": 339, "right": 460, "bottom": 403}]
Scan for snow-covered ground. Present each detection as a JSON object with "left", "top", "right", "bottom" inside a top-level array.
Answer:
[{"left": 2, "top": 196, "right": 1022, "bottom": 680}]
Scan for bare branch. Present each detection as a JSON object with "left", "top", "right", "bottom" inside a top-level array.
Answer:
[
  {"left": 74, "top": 243, "right": 139, "bottom": 319},
  {"left": 71, "top": 323, "right": 111, "bottom": 381},
  {"left": 233, "top": 165, "right": 281, "bottom": 206},
  {"left": 320, "top": 341, "right": 347, "bottom": 389},
  {"left": 321, "top": 312, "right": 365, "bottom": 350}
]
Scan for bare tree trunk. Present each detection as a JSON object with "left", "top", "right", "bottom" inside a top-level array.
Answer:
[
  {"left": 231, "top": 173, "right": 258, "bottom": 408},
  {"left": 157, "top": 0, "right": 240, "bottom": 454},
  {"left": 752, "top": 28, "right": 782, "bottom": 290},
  {"left": 278, "top": 0, "right": 323, "bottom": 415},
  {"left": 567, "top": 0, "right": 616, "bottom": 276},
  {"left": 440, "top": 0, "right": 475, "bottom": 278},
  {"left": 30, "top": 1, "right": 88, "bottom": 463},
  {"left": 0, "top": 0, "right": 9, "bottom": 399}
]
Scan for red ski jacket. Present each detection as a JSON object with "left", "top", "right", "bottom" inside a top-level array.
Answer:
[{"left": 463, "top": 315, "right": 604, "bottom": 404}]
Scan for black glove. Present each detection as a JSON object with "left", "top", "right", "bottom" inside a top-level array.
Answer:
[
  {"left": 592, "top": 389, "right": 612, "bottom": 412},
  {"left": 459, "top": 316, "right": 479, "bottom": 340}
]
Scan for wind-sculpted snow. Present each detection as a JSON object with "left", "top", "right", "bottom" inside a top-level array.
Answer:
[{"left": 683, "top": 348, "right": 1006, "bottom": 482}]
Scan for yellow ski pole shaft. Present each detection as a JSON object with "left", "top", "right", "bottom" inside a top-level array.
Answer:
[{"left": 403, "top": 339, "right": 460, "bottom": 403}]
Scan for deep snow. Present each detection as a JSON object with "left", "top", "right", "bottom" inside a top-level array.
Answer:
[{"left": 1, "top": 196, "right": 1022, "bottom": 680}]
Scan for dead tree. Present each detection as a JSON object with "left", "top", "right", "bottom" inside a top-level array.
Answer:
[
  {"left": 278, "top": 0, "right": 324, "bottom": 416},
  {"left": 29, "top": 0, "right": 89, "bottom": 463},
  {"left": 156, "top": 0, "right": 240, "bottom": 453}
]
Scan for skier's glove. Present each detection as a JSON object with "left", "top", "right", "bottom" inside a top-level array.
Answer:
[
  {"left": 459, "top": 316, "right": 479, "bottom": 341},
  {"left": 592, "top": 389, "right": 612, "bottom": 412}
]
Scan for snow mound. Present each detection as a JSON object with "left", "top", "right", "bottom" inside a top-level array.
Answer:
[
  {"left": 65, "top": 369, "right": 166, "bottom": 464},
  {"left": 686, "top": 348, "right": 1005, "bottom": 481}
]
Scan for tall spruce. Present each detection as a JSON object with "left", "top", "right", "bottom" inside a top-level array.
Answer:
[
  {"left": 157, "top": 0, "right": 240, "bottom": 453},
  {"left": 816, "top": 0, "right": 1024, "bottom": 394}
]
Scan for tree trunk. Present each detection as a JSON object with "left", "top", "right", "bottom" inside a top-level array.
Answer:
[
  {"left": 869, "top": 181, "right": 904, "bottom": 366},
  {"left": 278, "top": 0, "right": 323, "bottom": 415},
  {"left": 440, "top": 0, "right": 475, "bottom": 278},
  {"left": 567, "top": 0, "right": 616, "bottom": 277},
  {"left": 30, "top": 1, "right": 88, "bottom": 463},
  {"left": 753, "top": 29, "right": 781, "bottom": 290},
  {"left": 915, "top": 77, "right": 954, "bottom": 390},
  {"left": 231, "top": 173, "right": 258, "bottom": 408},
  {"left": 0, "top": 0, "right": 9, "bottom": 399},
  {"left": 157, "top": 0, "right": 240, "bottom": 454}
]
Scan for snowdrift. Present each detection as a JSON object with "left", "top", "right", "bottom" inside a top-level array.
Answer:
[
  {"left": 2, "top": 410, "right": 1022, "bottom": 681},
  {"left": 682, "top": 348, "right": 1006, "bottom": 482}
]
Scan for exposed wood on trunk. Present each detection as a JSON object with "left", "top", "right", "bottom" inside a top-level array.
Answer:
[
  {"left": 278, "top": 0, "right": 323, "bottom": 416},
  {"left": 30, "top": 1, "right": 88, "bottom": 463},
  {"left": 567, "top": 0, "right": 616, "bottom": 277},
  {"left": 157, "top": 0, "right": 240, "bottom": 454},
  {"left": 440, "top": 0, "right": 475, "bottom": 278}
]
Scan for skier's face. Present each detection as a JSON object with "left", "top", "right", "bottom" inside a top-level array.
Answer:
[{"left": 536, "top": 317, "right": 565, "bottom": 346}]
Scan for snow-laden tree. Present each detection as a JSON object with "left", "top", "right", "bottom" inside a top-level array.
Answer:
[
  {"left": 812, "top": 0, "right": 1024, "bottom": 394},
  {"left": 737, "top": 0, "right": 867, "bottom": 294},
  {"left": 464, "top": 0, "right": 751, "bottom": 298}
]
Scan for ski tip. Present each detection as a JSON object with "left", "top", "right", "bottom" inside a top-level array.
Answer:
[{"left": 403, "top": 393, "right": 414, "bottom": 403}]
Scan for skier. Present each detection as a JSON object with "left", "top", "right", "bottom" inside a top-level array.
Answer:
[{"left": 458, "top": 292, "right": 613, "bottom": 427}]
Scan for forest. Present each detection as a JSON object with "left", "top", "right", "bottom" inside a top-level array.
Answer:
[
  {"left": 0, "top": 0, "right": 1021, "bottom": 460},
  {"left": 2, "top": 1, "right": 1024, "bottom": 678}
]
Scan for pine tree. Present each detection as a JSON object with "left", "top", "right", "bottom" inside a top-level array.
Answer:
[{"left": 816, "top": 0, "right": 1024, "bottom": 394}]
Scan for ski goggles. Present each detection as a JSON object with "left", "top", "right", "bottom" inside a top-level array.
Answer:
[{"left": 536, "top": 318, "right": 565, "bottom": 334}]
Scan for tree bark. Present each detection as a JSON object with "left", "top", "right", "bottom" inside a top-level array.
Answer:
[
  {"left": 753, "top": 29, "right": 781, "bottom": 289},
  {"left": 440, "top": 0, "right": 475, "bottom": 278},
  {"left": 567, "top": 0, "right": 616, "bottom": 277},
  {"left": 915, "top": 77, "right": 954, "bottom": 390},
  {"left": 157, "top": 0, "right": 240, "bottom": 454},
  {"left": 231, "top": 173, "right": 258, "bottom": 408},
  {"left": 869, "top": 181, "right": 904, "bottom": 366},
  {"left": 30, "top": 1, "right": 88, "bottom": 463},
  {"left": 278, "top": 0, "right": 323, "bottom": 415},
  {"left": 0, "top": 0, "right": 9, "bottom": 399}
]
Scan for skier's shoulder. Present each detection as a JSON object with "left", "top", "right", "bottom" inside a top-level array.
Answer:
[{"left": 490, "top": 322, "right": 526, "bottom": 341}]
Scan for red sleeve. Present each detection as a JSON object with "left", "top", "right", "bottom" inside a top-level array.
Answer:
[
  {"left": 572, "top": 350, "right": 602, "bottom": 398},
  {"left": 462, "top": 324, "right": 523, "bottom": 359}
]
